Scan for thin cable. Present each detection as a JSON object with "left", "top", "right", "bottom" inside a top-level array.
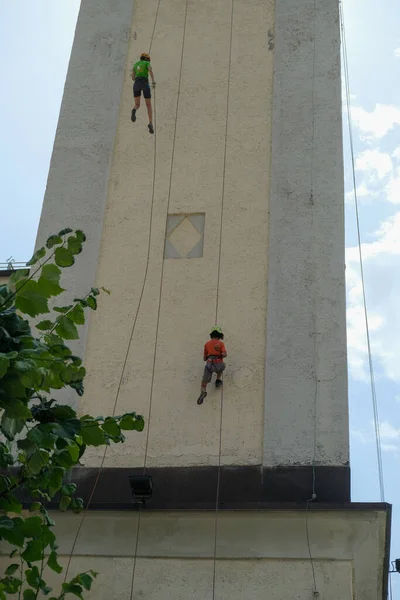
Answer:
[
  {"left": 305, "top": 500, "right": 318, "bottom": 597},
  {"left": 305, "top": 0, "right": 319, "bottom": 595},
  {"left": 63, "top": 3, "right": 161, "bottom": 581},
  {"left": 128, "top": 0, "right": 189, "bottom": 596},
  {"left": 339, "top": 0, "right": 385, "bottom": 502},
  {"left": 211, "top": 2, "right": 234, "bottom": 598}
]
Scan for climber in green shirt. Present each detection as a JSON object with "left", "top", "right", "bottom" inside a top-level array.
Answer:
[{"left": 131, "top": 53, "right": 156, "bottom": 134}]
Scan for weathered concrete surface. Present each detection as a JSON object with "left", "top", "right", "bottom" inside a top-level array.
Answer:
[
  {"left": 34, "top": 0, "right": 134, "bottom": 408},
  {"left": 264, "top": 0, "right": 348, "bottom": 466},
  {"left": 35, "top": 0, "right": 347, "bottom": 469},
  {"left": 80, "top": 0, "right": 273, "bottom": 468},
  {"left": 0, "top": 509, "right": 388, "bottom": 599}
]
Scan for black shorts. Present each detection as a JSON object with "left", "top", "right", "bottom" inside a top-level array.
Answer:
[{"left": 133, "top": 78, "right": 151, "bottom": 99}]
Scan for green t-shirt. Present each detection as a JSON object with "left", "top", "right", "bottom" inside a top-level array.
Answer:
[{"left": 133, "top": 60, "right": 151, "bottom": 79}]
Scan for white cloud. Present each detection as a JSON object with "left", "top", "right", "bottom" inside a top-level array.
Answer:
[
  {"left": 393, "top": 148, "right": 400, "bottom": 161},
  {"left": 381, "top": 443, "right": 399, "bottom": 453},
  {"left": 351, "top": 422, "right": 400, "bottom": 454},
  {"left": 346, "top": 211, "right": 400, "bottom": 382},
  {"left": 379, "top": 420, "right": 400, "bottom": 440},
  {"left": 385, "top": 169, "right": 400, "bottom": 204},
  {"left": 355, "top": 149, "right": 392, "bottom": 180},
  {"left": 395, "top": 48, "right": 400, "bottom": 58},
  {"left": 351, "top": 104, "right": 400, "bottom": 139},
  {"left": 345, "top": 183, "right": 377, "bottom": 204}
]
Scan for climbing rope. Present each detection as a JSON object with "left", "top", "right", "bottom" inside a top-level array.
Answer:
[
  {"left": 339, "top": 0, "right": 385, "bottom": 503},
  {"left": 210, "top": 0, "right": 234, "bottom": 597},
  {"left": 63, "top": 1, "right": 162, "bottom": 582},
  {"left": 304, "top": 0, "right": 319, "bottom": 594},
  {"left": 128, "top": 0, "right": 189, "bottom": 596}
]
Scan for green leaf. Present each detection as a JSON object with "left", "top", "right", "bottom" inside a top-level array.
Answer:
[
  {"left": 46, "top": 234, "right": 63, "bottom": 249},
  {"left": 0, "top": 354, "right": 10, "bottom": 378},
  {"left": 75, "top": 230, "right": 86, "bottom": 243},
  {"left": 30, "top": 502, "right": 42, "bottom": 512},
  {"left": 66, "top": 236, "right": 83, "bottom": 256},
  {"left": 0, "top": 519, "right": 24, "bottom": 545},
  {"left": 8, "top": 269, "right": 30, "bottom": 288},
  {"left": 119, "top": 415, "right": 135, "bottom": 430},
  {"left": 86, "top": 296, "right": 97, "bottom": 310},
  {"left": 61, "top": 483, "right": 76, "bottom": 496},
  {"left": 27, "top": 425, "right": 57, "bottom": 450},
  {"left": 133, "top": 415, "right": 145, "bottom": 432},
  {"left": 76, "top": 573, "right": 93, "bottom": 591},
  {"left": 53, "top": 305, "right": 73, "bottom": 314},
  {"left": 51, "top": 405, "right": 76, "bottom": 422},
  {"left": 0, "top": 494, "right": 22, "bottom": 514},
  {"left": 5, "top": 564, "right": 19, "bottom": 576},
  {"left": 54, "top": 247, "right": 75, "bottom": 268},
  {"left": 48, "top": 466, "right": 65, "bottom": 497},
  {"left": 25, "top": 565, "right": 40, "bottom": 587},
  {"left": 59, "top": 365, "right": 73, "bottom": 383},
  {"left": 38, "top": 264, "right": 64, "bottom": 297},
  {"left": 57, "top": 227, "right": 73, "bottom": 237},
  {"left": 62, "top": 583, "right": 83, "bottom": 599},
  {"left": 120, "top": 414, "right": 144, "bottom": 432},
  {"left": 80, "top": 422, "right": 106, "bottom": 446},
  {"left": 59, "top": 495, "right": 71, "bottom": 511},
  {"left": 15, "top": 280, "right": 49, "bottom": 317},
  {"left": 47, "top": 550, "right": 63, "bottom": 574},
  {"left": 101, "top": 286, "right": 111, "bottom": 295},
  {"left": 40, "top": 585, "right": 53, "bottom": 595},
  {"left": 36, "top": 320, "right": 54, "bottom": 331},
  {"left": 66, "top": 442, "right": 79, "bottom": 462},
  {"left": 90, "top": 288, "right": 100, "bottom": 297},
  {"left": 23, "top": 589, "right": 36, "bottom": 600},
  {"left": 28, "top": 449, "right": 49, "bottom": 474},
  {"left": 3, "top": 400, "right": 31, "bottom": 420},
  {"left": 26, "top": 247, "right": 46, "bottom": 267},
  {"left": 68, "top": 304, "right": 85, "bottom": 325},
  {"left": 40, "top": 524, "right": 56, "bottom": 549},
  {"left": 21, "top": 516, "right": 43, "bottom": 538},
  {"left": 55, "top": 317, "right": 78, "bottom": 340},
  {"left": 0, "top": 516, "right": 14, "bottom": 529},
  {"left": 102, "top": 418, "right": 121, "bottom": 438},
  {"left": 2, "top": 576, "right": 22, "bottom": 595},
  {"left": 21, "top": 539, "right": 43, "bottom": 562},
  {"left": 70, "top": 497, "right": 84, "bottom": 514}
]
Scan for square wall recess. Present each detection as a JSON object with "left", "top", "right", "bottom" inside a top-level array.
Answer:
[{"left": 164, "top": 213, "right": 205, "bottom": 259}]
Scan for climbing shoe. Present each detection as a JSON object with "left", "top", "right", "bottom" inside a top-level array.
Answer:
[
  {"left": 215, "top": 379, "right": 223, "bottom": 389},
  {"left": 197, "top": 391, "right": 207, "bottom": 405},
  {"left": 148, "top": 122, "right": 154, "bottom": 134},
  {"left": 131, "top": 108, "right": 136, "bottom": 122}
]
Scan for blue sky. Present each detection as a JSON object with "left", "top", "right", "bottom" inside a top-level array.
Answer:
[{"left": 1, "top": 0, "right": 400, "bottom": 596}]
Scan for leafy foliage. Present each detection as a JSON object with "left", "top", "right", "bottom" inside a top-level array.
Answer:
[{"left": 0, "top": 231, "right": 144, "bottom": 599}]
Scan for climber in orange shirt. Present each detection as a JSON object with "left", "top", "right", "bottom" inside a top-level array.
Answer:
[{"left": 197, "top": 326, "right": 227, "bottom": 405}]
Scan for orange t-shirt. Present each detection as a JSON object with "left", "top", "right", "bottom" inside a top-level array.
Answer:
[{"left": 204, "top": 339, "right": 227, "bottom": 362}]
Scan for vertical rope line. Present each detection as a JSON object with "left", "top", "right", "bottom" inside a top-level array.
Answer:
[
  {"left": 63, "top": 0, "right": 162, "bottom": 582},
  {"left": 211, "top": 1, "right": 234, "bottom": 598},
  {"left": 305, "top": 0, "right": 319, "bottom": 595},
  {"left": 339, "top": 0, "right": 385, "bottom": 502},
  {"left": 128, "top": 0, "right": 189, "bottom": 596}
]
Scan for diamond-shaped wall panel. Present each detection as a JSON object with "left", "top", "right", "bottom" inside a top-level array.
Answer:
[{"left": 164, "top": 213, "right": 205, "bottom": 259}]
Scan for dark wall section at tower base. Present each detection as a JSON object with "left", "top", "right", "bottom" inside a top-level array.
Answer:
[{"left": 43, "top": 465, "right": 351, "bottom": 509}]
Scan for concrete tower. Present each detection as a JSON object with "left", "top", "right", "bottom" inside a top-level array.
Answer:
[{"left": 33, "top": 0, "right": 390, "bottom": 597}]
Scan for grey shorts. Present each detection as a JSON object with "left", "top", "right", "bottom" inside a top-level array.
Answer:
[{"left": 202, "top": 360, "right": 225, "bottom": 384}]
